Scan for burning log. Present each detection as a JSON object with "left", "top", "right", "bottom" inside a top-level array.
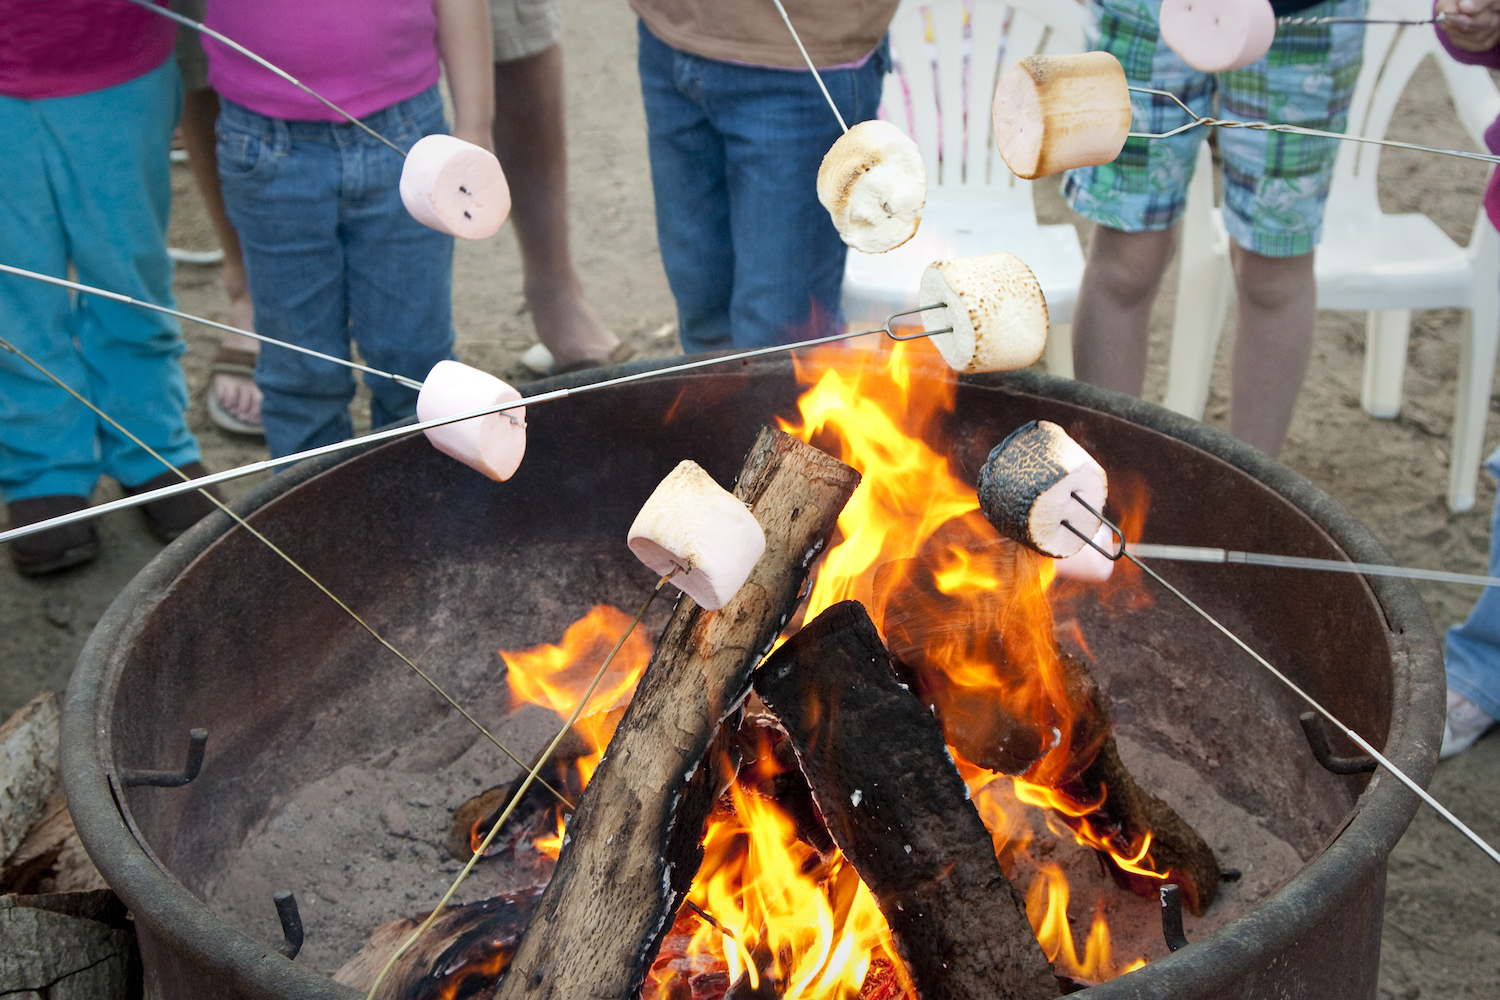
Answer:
[
  {"left": 754, "top": 600, "right": 1058, "bottom": 1000},
  {"left": 493, "top": 426, "right": 861, "bottom": 1000}
]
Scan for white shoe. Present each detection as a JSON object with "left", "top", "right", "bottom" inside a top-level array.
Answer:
[
  {"left": 520, "top": 343, "right": 556, "bottom": 377},
  {"left": 1440, "top": 689, "right": 1496, "bottom": 760}
]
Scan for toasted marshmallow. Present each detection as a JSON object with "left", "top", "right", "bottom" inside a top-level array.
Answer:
[
  {"left": 978, "top": 420, "right": 1107, "bottom": 559},
  {"left": 992, "top": 52, "right": 1133, "bottom": 180},
  {"left": 627, "top": 461, "right": 767, "bottom": 611},
  {"left": 1160, "top": 0, "right": 1277, "bottom": 74},
  {"left": 417, "top": 360, "right": 526, "bottom": 481},
  {"left": 919, "top": 252, "right": 1049, "bottom": 373},
  {"left": 400, "top": 135, "right": 511, "bottom": 240},
  {"left": 817, "top": 120, "right": 928, "bottom": 254}
]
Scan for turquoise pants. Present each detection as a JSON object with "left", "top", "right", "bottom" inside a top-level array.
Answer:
[{"left": 0, "top": 58, "right": 201, "bottom": 503}]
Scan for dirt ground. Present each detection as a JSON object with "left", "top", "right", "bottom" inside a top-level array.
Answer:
[{"left": 1, "top": 1, "right": 1497, "bottom": 995}]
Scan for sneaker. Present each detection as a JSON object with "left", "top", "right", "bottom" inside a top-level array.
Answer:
[
  {"left": 6, "top": 495, "right": 99, "bottom": 576},
  {"left": 123, "top": 461, "right": 225, "bottom": 543},
  {"left": 1440, "top": 688, "right": 1496, "bottom": 760}
]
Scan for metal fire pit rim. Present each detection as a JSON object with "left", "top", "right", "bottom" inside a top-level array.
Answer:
[{"left": 59, "top": 355, "right": 1442, "bottom": 1000}]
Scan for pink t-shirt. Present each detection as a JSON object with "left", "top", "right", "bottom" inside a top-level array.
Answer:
[
  {"left": 0, "top": 0, "right": 175, "bottom": 100},
  {"left": 204, "top": 0, "right": 441, "bottom": 121}
]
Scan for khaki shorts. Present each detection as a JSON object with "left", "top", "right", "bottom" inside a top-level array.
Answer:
[{"left": 491, "top": 0, "right": 563, "bottom": 63}]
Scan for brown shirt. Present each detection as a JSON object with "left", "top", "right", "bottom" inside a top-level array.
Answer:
[{"left": 630, "top": 0, "right": 900, "bottom": 69}]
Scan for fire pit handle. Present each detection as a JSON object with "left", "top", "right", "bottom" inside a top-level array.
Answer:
[
  {"left": 119, "top": 728, "right": 208, "bottom": 788},
  {"left": 1298, "top": 713, "right": 1378, "bottom": 775},
  {"left": 274, "top": 890, "right": 303, "bottom": 960},
  {"left": 1160, "top": 884, "right": 1189, "bottom": 952}
]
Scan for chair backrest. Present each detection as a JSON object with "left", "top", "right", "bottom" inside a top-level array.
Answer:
[
  {"left": 881, "top": 0, "right": 1089, "bottom": 211},
  {"left": 1332, "top": 0, "right": 1500, "bottom": 206}
]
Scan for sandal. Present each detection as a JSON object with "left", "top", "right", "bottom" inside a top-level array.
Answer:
[{"left": 208, "top": 345, "right": 264, "bottom": 438}]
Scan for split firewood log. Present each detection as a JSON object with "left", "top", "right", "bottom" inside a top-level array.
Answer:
[
  {"left": 754, "top": 601, "right": 1058, "bottom": 1000},
  {"left": 1, "top": 692, "right": 61, "bottom": 866},
  {"left": 492, "top": 426, "right": 861, "bottom": 1000}
]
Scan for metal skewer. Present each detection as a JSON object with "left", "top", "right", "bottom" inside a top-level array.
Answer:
[
  {"left": 1127, "top": 542, "right": 1500, "bottom": 589},
  {"left": 1277, "top": 12, "right": 1456, "bottom": 24},
  {"left": 1126, "top": 85, "right": 1500, "bottom": 166},
  {"left": 769, "top": 0, "right": 850, "bottom": 133},
  {"left": 0, "top": 306, "right": 950, "bottom": 547},
  {"left": 1062, "top": 496, "right": 1500, "bottom": 869}
]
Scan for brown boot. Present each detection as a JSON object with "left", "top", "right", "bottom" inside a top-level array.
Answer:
[
  {"left": 123, "top": 461, "right": 225, "bottom": 542},
  {"left": 6, "top": 495, "right": 99, "bottom": 577}
]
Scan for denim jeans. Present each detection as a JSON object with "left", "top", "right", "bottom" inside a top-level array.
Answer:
[
  {"left": 217, "top": 85, "right": 455, "bottom": 459},
  {"left": 0, "top": 58, "right": 201, "bottom": 503},
  {"left": 1445, "top": 445, "right": 1500, "bottom": 720},
  {"left": 637, "top": 22, "right": 888, "bottom": 352}
]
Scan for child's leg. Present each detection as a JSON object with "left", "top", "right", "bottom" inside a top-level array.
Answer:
[
  {"left": 216, "top": 100, "right": 356, "bottom": 459},
  {"left": 1070, "top": 226, "right": 1178, "bottom": 396},
  {"left": 1445, "top": 447, "right": 1500, "bottom": 723},
  {"left": 35, "top": 58, "right": 202, "bottom": 493},
  {"left": 1226, "top": 245, "right": 1317, "bottom": 454},
  {"left": 339, "top": 86, "right": 455, "bottom": 431}
]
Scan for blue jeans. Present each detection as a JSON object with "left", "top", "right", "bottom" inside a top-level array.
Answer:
[
  {"left": 217, "top": 86, "right": 456, "bottom": 459},
  {"left": 637, "top": 22, "right": 888, "bottom": 352},
  {"left": 0, "top": 58, "right": 200, "bottom": 503},
  {"left": 1445, "top": 445, "right": 1500, "bottom": 720}
]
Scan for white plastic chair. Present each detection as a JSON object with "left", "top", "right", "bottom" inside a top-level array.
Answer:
[
  {"left": 1163, "top": 0, "right": 1500, "bottom": 511},
  {"left": 842, "top": 0, "right": 1090, "bottom": 376}
]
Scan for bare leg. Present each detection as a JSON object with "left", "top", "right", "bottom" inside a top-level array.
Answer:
[
  {"left": 1070, "top": 225, "right": 1178, "bottom": 396},
  {"left": 1226, "top": 243, "right": 1316, "bottom": 457},
  {"left": 492, "top": 45, "right": 619, "bottom": 369},
  {"left": 180, "top": 87, "right": 262, "bottom": 426}
]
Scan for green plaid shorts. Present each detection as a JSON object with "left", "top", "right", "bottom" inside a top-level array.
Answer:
[{"left": 1062, "top": 0, "right": 1366, "bottom": 257}]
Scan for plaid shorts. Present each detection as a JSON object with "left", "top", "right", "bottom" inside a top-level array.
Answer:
[{"left": 1062, "top": 0, "right": 1366, "bottom": 257}]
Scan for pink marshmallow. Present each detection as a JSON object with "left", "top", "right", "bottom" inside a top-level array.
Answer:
[
  {"left": 1159, "top": 0, "right": 1277, "bottom": 74},
  {"left": 416, "top": 360, "right": 526, "bottom": 482},
  {"left": 399, "top": 135, "right": 511, "bottom": 241},
  {"left": 1051, "top": 523, "right": 1117, "bottom": 583}
]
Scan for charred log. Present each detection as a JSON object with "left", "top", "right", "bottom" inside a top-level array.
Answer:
[
  {"left": 493, "top": 426, "right": 861, "bottom": 1000},
  {"left": 754, "top": 600, "right": 1057, "bottom": 1000}
]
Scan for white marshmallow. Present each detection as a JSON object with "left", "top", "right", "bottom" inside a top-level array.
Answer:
[
  {"left": 1159, "top": 0, "right": 1277, "bottom": 74},
  {"left": 992, "top": 52, "right": 1134, "bottom": 180},
  {"left": 417, "top": 360, "right": 526, "bottom": 482},
  {"left": 919, "top": 252, "right": 1049, "bottom": 373},
  {"left": 817, "top": 120, "right": 928, "bottom": 254},
  {"left": 1052, "top": 523, "right": 1118, "bottom": 583},
  {"left": 400, "top": 135, "right": 511, "bottom": 240},
  {"left": 627, "top": 461, "right": 767, "bottom": 611}
]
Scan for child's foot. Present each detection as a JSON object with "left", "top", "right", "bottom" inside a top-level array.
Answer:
[
  {"left": 210, "top": 312, "right": 263, "bottom": 437},
  {"left": 1440, "top": 688, "right": 1496, "bottom": 759},
  {"left": 525, "top": 281, "right": 625, "bottom": 374}
]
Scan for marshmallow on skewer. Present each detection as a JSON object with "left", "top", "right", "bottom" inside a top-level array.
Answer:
[
  {"left": 919, "top": 252, "right": 1049, "bottom": 373},
  {"left": 992, "top": 52, "right": 1134, "bottom": 180},
  {"left": 1052, "top": 523, "right": 1118, "bottom": 582},
  {"left": 817, "top": 120, "right": 928, "bottom": 254},
  {"left": 416, "top": 360, "right": 527, "bottom": 481},
  {"left": 628, "top": 461, "right": 767, "bottom": 611},
  {"left": 977, "top": 420, "right": 1107, "bottom": 559},
  {"left": 400, "top": 135, "right": 511, "bottom": 240},
  {"left": 1159, "top": 0, "right": 1277, "bottom": 74}
]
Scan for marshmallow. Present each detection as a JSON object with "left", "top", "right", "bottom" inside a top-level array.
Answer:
[
  {"left": 627, "top": 461, "right": 767, "bottom": 611},
  {"left": 977, "top": 420, "right": 1108, "bottom": 559},
  {"left": 400, "top": 135, "right": 511, "bottom": 240},
  {"left": 1159, "top": 0, "right": 1277, "bottom": 74},
  {"left": 817, "top": 120, "right": 928, "bottom": 254},
  {"left": 992, "top": 52, "right": 1134, "bottom": 180},
  {"left": 919, "top": 252, "right": 1049, "bottom": 373},
  {"left": 1052, "top": 523, "right": 1118, "bottom": 583},
  {"left": 416, "top": 360, "right": 526, "bottom": 482}
]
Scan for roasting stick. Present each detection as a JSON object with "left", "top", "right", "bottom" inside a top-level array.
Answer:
[
  {"left": 769, "top": 0, "right": 849, "bottom": 133},
  {"left": 1278, "top": 12, "right": 1458, "bottom": 23},
  {"left": 0, "top": 334, "right": 574, "bottom": 811},
  {"left": 363, "top": 576, "right": 673, "bottom": 1000},
  {"left": 0, "top": 264, "right": 425, "bottom": 389},
  {"left": 1128, "top": 542, "right": 1500, "bottom": 589},
  {"left": 0, "top": 305, "right": 951, "bottom": 547},
  {"left": 1126, "top": 85, "right": 1500, "bottom": 166},
  {"left": 1064, "top": 497, "right": 1500, "bottom": 868}
]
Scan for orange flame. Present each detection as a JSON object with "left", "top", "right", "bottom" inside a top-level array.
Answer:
[{"left": 1026, "top": 862, "right": 1148, "bottom": 983}]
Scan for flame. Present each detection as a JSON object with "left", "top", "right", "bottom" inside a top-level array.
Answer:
[{"left": 1026, "top": 862, "right": 1147, "bottom": 983}]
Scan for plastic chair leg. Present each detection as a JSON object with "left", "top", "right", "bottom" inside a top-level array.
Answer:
[
  {"left": 1359, "top": 309, "right": 1412, "bottom": 419},
  {"left": 1043, "top": 322, "right": 1074, "bottom": 379},
  {"left": 1449, "top": 265, "right": 1500, "bottom": 513}
]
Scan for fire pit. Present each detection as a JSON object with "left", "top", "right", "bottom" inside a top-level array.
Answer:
[{"left": 61, "top": 354, "right": 1443, "bottom": 999}]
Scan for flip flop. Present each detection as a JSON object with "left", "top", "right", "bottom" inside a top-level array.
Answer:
[{"left": 208, "top": 345, "right": 265, "bottom": 438}]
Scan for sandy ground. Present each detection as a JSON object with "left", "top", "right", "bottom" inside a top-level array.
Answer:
[{"left": 1, "top": 1, "right": 1497, "bottom": 995}]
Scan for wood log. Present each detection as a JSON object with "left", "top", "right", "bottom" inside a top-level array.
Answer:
[
  {"left": 0, "top": 890, "right": 140, "bottom": 999},
  {"left": 1, "top": 692, "right": 61, "bottom": 866},
  {"left": 0, "top": 792, "right": 108, "bottom": 896},
  {"left": 754, "top": 600, "right": 1057, "bottom": 1000},
  {"left": 494, "top": 426, "right": 861, "bottom": 1000}
]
